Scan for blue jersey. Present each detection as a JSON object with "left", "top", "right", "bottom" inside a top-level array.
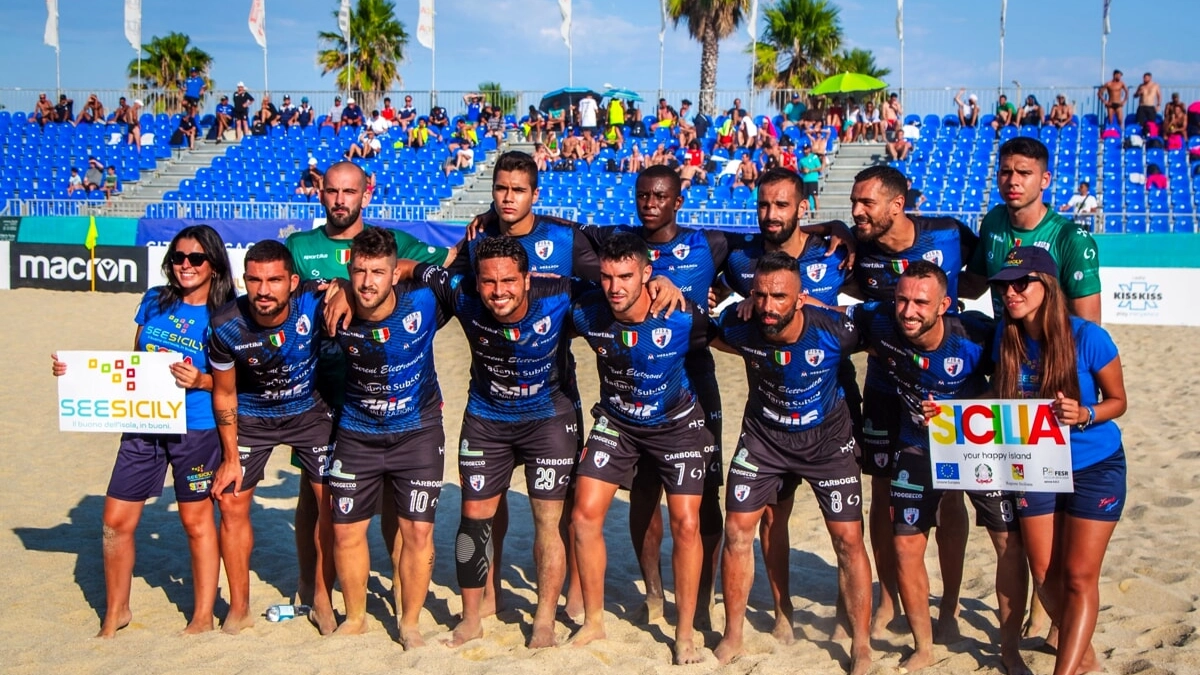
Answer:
[
  {"left": 184, "top": 76, "right": 205, "bottom": 99},
  {"left": 585, "top": 225, "right": 727, "bottom": 307},
  {"left": 335, "top": 282, "right": 449, "bottom": 434},
  {"left": 721, "top": 231, "right": 848, "bottom": 306},
  {"left": 418, "top": 264, "right": 580, "bottom": 422},
  {"left": 207, "top": 282, "right": 324, "bottom": 418},
  {"left": 997, "top": 316, "right": 1122, "bottom": 471},
  {"left": 454, "top": 215, "right": 600, "bottom": 281},
  {"left": 216, "top": 102, "right": 233, "bottom": 116},
  {"left": 571, "top": 294, "right": 711, "bottom": 426},
  {"left": 135, "top": 287, "right": 215, "bottom": 429},
  {"left": 717, "top": 305, "right": 859, "bottom": 431},
  {"left": 849, "top": 301, "right": 992, "bottom": 449}
]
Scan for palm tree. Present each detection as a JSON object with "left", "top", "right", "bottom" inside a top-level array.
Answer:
[
  {"left": 833, "top": 48, "right": 891, "bottom": 80},
  {"left": 317, "top": 0, "right": 408, "bottom": 112},
  {"left": 667, "top": 0, "right": 750, "bottom": 116},
  {"left": 127, "top": 32, "right": 213, "bottom": 113},
  {"left": 750, "top": 0, "right": 842, "bottom": 95},
  {"left": 478, "top": 82, "right": 517, "bottom": 115}
]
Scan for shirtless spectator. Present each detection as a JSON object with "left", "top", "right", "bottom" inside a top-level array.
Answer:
[
  {"left": 886, "top": 129, "right": 912, "bottom": 160},
  {"left": 679, "top": 140, "right": 707, "bottom": 189},
  {"left": 1020, "top": 95, "right": 1043, "bottom": 126},
  {"left": 806, "top": 121, "right": 832, "bottom": 157},
  {"left": 1099, "top": 70, "right": 1128, "bottom": 126},
  {"left": 295, "top": 158, "right": 322, "bottom": 197},
  {"left": 125, "top": 100, "right": 144, "bottom": 151},
  {"left": 561, "top": 128, "right": 582, "bottom": 160},
  {"left": 109, "top": 97, "right": 131, "bottom": 126},
  {"left": 955, "top": 89, "right": 980, "bottom": 127},
  {"left": 622, "top": 144, "right": 646, "bottom": 173},
  {"left": 648, "top": 141, "right": 672, "bottom": 167},
  {"left": 650, "top": 98, "right": 676, "bottom": 135},
  {"left": 1133, "top": 72, "right": 1162, "bottom": 134},
  {"left": 884, "top": 92, "right": 902, "bottom": 132},
  {"left": 76, "top": 94, "right": 105, "bottom": 125},
  {"left": 579, "top": 129, "right": 601, "bottom": 163},
  {"left": 214, "top": 95, "right": 233, "bottom": 140},
  {"left": 31, "top": 92, "right": 54, "bottom": 127},
  {"left": 532, "top": 143, "right": 553, "bottom": 171},
  {"left": 1164, "top": 93, "right": 1186, "bottom": 141},
  {"left": 1048, "top": 94, "right": 1073, "bottom": 128},
  {"left": 756, "top": 116, "right": 778, "bottom": 148},
  {"left": 735, "top": 152, "right": 758, "bottom": 188},
  {"left": 991, "top": 94, "right": 1017, "bottom": 132}
]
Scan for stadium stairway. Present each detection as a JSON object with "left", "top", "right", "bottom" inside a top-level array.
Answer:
[
  {"left": 116, "top": 140, "right": 233, "bottom": 207},
  {"left": 819, "top": 141, "right": 885, "bottom": 221},
  {"left": 435, "top": 139, "right": 515, "bottom": 221}
]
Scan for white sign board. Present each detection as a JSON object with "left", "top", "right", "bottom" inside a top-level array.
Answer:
[
  {"left": 1100, "top": 267, "right": 1200, "bottom": 327},
  {"left": 57, "top": 350, "right": 187, "bottom": 433}
]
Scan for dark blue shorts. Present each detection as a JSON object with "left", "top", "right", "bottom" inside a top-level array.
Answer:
[
  {"left": 329, "top": 425, "right": 445, "bottom": 524},
  {"left": 107, "top": 429, "right": 221, "bottom": 503},
  {"left": 459, "top": 410, "right": 578, "bottom": 502},
  {"left": 1017, "top": 448, "right": 1126, "bottom": 522},
  {"left": 858, "top": 386, "right": 901, "bottom": 477}
]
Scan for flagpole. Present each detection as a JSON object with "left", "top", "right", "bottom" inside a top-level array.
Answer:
[
  {"left": 898, "top": 0, "right": 904, "bottom": 113},
  {"left": 55, "top": 46, "right": 61, "bottom": 95},
  {"left": 568, "top": 42, "right": 573, "bottom": 87},
  {"left": 657, "top": 38, "right": 665, "bottom": 101},
  {"left": 263, "top": 46, "right": 269, "bottom": 93},
  {"left": 999, "top": 0, "right": 1006, "bottom": 95}
]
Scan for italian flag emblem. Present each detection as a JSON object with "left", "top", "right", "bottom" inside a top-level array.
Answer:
[
  {"left": 268, "top": 331, "right": 286, "bottom": 348},
  {"left": 647, "top": 249, "right": 661, "bottom": 261},
  {"left": 774, "top": 350, "right": 791, "bottom": 366},
  {"left": 912, "top": 354, "right": 929, "bottom": 369},
  {"left": 502, "top": 327, "right": 520, "bottom": 341},
  {"left": 336, "top": 248, "right": 351, "bottom": 265},
  {"left": 890, "top": 259, "right": 909, "bottom": 274},
  {"left": 620, "top": 330, "right": 638, "bottom": 347},
  {"left": 371, "top": 328, "right": 390, "bottom": 343}
]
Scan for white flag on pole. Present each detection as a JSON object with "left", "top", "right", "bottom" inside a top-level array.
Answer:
[
  {"left": 249, "top": 0, "right": 267, "bottom": 49},
  {"left": 43, "top": 0, "right": 58, "bottom": 49},
  {"left": 558, "top": 0, "right": 571, "bottom": 48},
  {"left": 747, "top": 0, "right": 758, "bottom": 42},
  {"left": 416, "top": 0, "right": 434, "bottom": 50},
  {"left": 1103, "top": 0, "right": 1112, "bottom": 34},
  {"left": 896, "top": 0, "right": 903, "bottom": 42},
  {"left": 659, "top": 0, "right": 667, "bottom": 44},
  {"left": 338, "top": 0, "right": 351, "bottom": 41},
  {"left": 124, "top": 0, "right": 141, "bottom": 52},
  {"left": 1000, "top": 0, "right": 1007, "bottom": 39}
]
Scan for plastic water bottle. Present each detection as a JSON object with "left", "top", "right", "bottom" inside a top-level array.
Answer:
[{"left": 265, "top": 604, "right": 310, "bottom": 622}]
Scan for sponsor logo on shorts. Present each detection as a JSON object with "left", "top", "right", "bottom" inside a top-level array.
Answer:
[
  {"left": 1099, "top": 496, "right": 1120, "bottom": 512},
  {"left": 892, "top": 491, "right": 922, "bottom": 499},
  {"left": 338, "top": 497, "right": 354, "bottom": 514},
  {"left": 943, "top": 357, "right": 963, "bottom": 376},
  {"left": 591, "top": 416, "right": 618, "bottom": 437},
  {"left": 459, "top": 439, "right": 484, "bottom": 457},
  {"left": 818, "top": 476, "right": 859, "bottom": 487},
  {"left": 403, "top": 311, "right": 422, "bottom": 334},
  {"left": 296, "top": 314, "right": 311, "bottom": 336},
  {"left": 468, "top": 475, "right": 486, "bottom": 491},
  {"left": 652, "top": 327, "right": 672, "bottom": 349},
  {"left": 974, "top": 463, "right": 994, "bottom": 485},
  {"left": 732, "top": 447, "right": 759, "bottom": 472},
  {"left": 729, "top": 467, "right": 757, "bottom": 479},
  {"left": 903, "top": 507, "right": 920, "bottom": 525},
  {"left": 329, "top": 459, "right": 357, "bottom": 480},
  {"left": 935, "top": 462, "right": 960, "bottom": 480},
  {"left": 329, "top": 480, "right": 357, "bottom": 489},
  {"left": 664, "top": 451, "right": 701, "bottom": 461},
  {"left": 592, "top": 450, "right": 611, "bottom": 468},
  {"left": 535, "top": 239, "right": 554, "bottom": 260},
  {"left": 733, "top": 485, "right": 751, "bottom": 502},
  {"left": 460, "top": 460, "right": 486, "bottom": 467},
  {"left": 891, "top": 470, "right": 923, "bottom": 492}
]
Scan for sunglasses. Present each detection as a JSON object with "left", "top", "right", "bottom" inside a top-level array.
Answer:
[
  {"left": 170, "top": 251, "right": 208, "bottom": 267},
  {"left": 994, "top": 275, "right": 1040, "bottom": 293}
]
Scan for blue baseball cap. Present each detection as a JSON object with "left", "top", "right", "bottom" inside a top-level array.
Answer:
[{"left": 989, "top": 246, "right": 1058, "bottom": 282}]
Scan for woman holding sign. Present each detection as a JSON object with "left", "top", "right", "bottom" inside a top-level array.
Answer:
[
  {"left": 52, "top": 225, "right": 235, "bottom": 637},
  {"left": 989, "top": 246, "right": 1127, "bottom": 675}
]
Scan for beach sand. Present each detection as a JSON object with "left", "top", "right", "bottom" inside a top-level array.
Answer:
[{"left": 1, "top": 287, "right": 1197, "bottom": 674}]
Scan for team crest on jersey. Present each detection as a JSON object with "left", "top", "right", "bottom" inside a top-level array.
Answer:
[
  {"left": 296, "top": 314, "right": 311, "bottom": 336},
  {"left": 336, "top": 248, "right": 352, "bottom": 265},
  {"left": 268, "top": 331, "right": 285, "bottom": 348},
  {"left": 774, "top": 350, "right": 791, "bottom": 366},
  {"left": 890, "top": 259, "right": 909, "bottom": 274},
  {"left": 592, "top": 450, "right": 611, "bottom": 468},
  {"left": 533, "top": 316, "right": 552, "bottom": 335},
  {"left": 502, "top": 327, "right": 520, "bottom": 341},
  {"left": 469, "top": 475, "right": 486, "bottom": 491},
  {"left": 338, "top": 497, "right": 354, "bottom": 514},
  {"left": 922, "top": 249, "right": 944, "bottom": 266},
  {"left": 733, "top": 485, "right": 751, "bottom": 502},
  {"left": 943, "top": 357, "right": 964, "bottom": 376},
  {"left": 535, "top": 239, "right": 554, "bottom": 260},
  {"left": 805, "top": 349, "right": 825, "bottom": 366},
  {"left": 903, "top": 507, "right": 919, "bottom": 525},
  {"left": 620, "top": 331, "right": 638, "bottom": 348},
  {"left": 806, "top": 263, "right": 828, "bottom": 283},
  {"left": 371, "top": 328, "right": 390, "bottom": 343},
  {"left": 652, "top": 327, "right": 672, "bottom": 348},
  {"left": 647, "top": 249, "right": 662, "bottom": 261},
  {"left": 672, "top": 243, "right": 691, "bottom": 260},
  {"left": 402, "top": 311, "right": 422, "bottom": 334}
]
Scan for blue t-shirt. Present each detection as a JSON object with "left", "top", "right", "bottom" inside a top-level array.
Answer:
[
  {"left": 342, "top": 105, "right": 363, "bottom": 122},
  {"left": 184, "top": 76, "right": 205, "bottom": 99},
  {"left": 721, "top": 231, "right": 847, "bottom": 307},
  {"left": 135, "top": 287, "right": 215, "bottom": 429},
  {"left": 466, "top": 102, "right": 483, "bottom": 123},
  {"left": 995, "top": 316, "right": 1122, "bottom": 470},
  {"left": 216, "top": 102, "right": 233, "bottom": 116},
  {"left": 717, "top": 304, "right": 859, "bottom": 431}
]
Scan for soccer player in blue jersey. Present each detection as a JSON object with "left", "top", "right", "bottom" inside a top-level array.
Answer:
[
  {"left": 417, "top": 236, "right": 582, "bottom": 649},
  {"left": 849, "top": 262, "right": 1028, "bottom": 675},
  {"left": 569, "top": 232, "right": 716, "bottom": 665},
  {"left": 51, "top": 225, "right": 235, "bottom": 638},
  {"left": 208, "top": 240, "right": 338, "bottom": 635},
  {"left": 711, "top": 252, "right": 873, "bottom": 674}
]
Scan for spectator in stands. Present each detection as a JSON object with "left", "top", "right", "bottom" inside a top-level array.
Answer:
[
  {"left": 647, "top": 141, "right": 673, "bottom": 167},
  {"left": 367, "top": 109, "right": 390, "bottom": 135},
  {"left": 679, "top": 139, "right": 707, "bottom": 189},
  {"left": 102, "top": 165, "right": 120, "bottom": 200},
  {"left": 53, "top": 94, "right": 74, "bottom": 124},
  {"left": 31, "top": 92, "right": 53, "bottom": 127},
  {"left": 1098, "top": 70, "right": 1128, "bottom": 126},
  {"left": 183, "top": 68, "right": 206, "bottom": 113},
  {"left": 463, "top": 93, "right": 485, "bottom": 123},
  {"left": 66, "top": 167, "right": 84, "bottom": 195},
  {"left": 884, "top": 92, "right": 903, "bottom": 133},
  {"left": 296, "top": 157, "right": 323, "bottom": 197},
  {"left": 1133, "top": 72, "right": 1162, "bottom": 135},
  {"left": 904, "top": 178, "right": 926, "bottom": 212},
  {"left": 296, "top": 97, "right": 314, "bottom": 128},
  {"left": 886, "top": 129, "right": 912, "bottom": 161},
  {"left": 992, "top": 94, "right": 1017, "bottom": 132},
  {"left": 125, "top": 99, "right": 144, "bottom": 151},
  {"left": 826, "top": 96, "right": 845, "bottom": 132},
  {"left": 174, "top": 111, "right": 198, "bottom": 150},
  {"left": 735, "top": 152, "right": 758, "bottom": 188},
  {"left": 738, "top": 111, "right": 759, "bottom": 149},
  {"left": 955, "top": 89, "right": 980, "bottom": 127},
  {"left": 523, "top": 105, "right": 545, "bottom": 143},
  {"left": 578, "top": 129, "right": 601, "bottom": 163},
  {"left": 756, "top": 116, "right": 779, "bottom": 148},
  {"left": 677, "top": 99, "right": 697, "bottom": 146},
  {"left": 429, "top": 104, "right": 449, "bottom": 134},
  {"left": 782, "top": 93, "right": 807, "bottom": 130},
  {"left": 622, "top": 144, "right": 646, "bottom": 173},
  {"left": 1048, "top": 94, "right": 1073, "bottom": 128},
  {"left": 256, "top": 96, "right": 280, "bottom": 127},
  {"left": 625, "top": 100, "right": 643, "bottom": 130},
  {"left": 858, "top": 101, "right": 884, "bottom": 142},
  {"left": 341, "top": 99, "right": 364, "bottom": 130},
  {"left": 841, "top": 97, "right": 861, "bottom": 142},
  {"left": 449, "top": 118, "right": 479, "bottom": 152},
  {"left": 408, "top": 116, "right": 432, "bottom": 148},
  {"left": 76, "top": 94, "right": 104, "bottom": 125},
  {"left": 577, "top": 93, "right": 600, "bottom": 135},
  {"left": 797, "top": 143, "right": 822, "bottom": 210},
  {"left": 602, "top": 120, "right": 624, "bottom": 152},
  {"left": 278, "top": 95, "right": 298, "bottom": 126},
  {"left": 443, "top": 136, "right": 475, "bottom": 177},
  {"left": 1020, "top": 95, "right": 1043, "bottom": 126},
  {"left": 1164, "top": 93, "right": 1186, "bottom": 145},
  {"left": 345, "top": 129, "right": 381, "bottom": 159},
  {"left": 485, "top": 107, "right": 506, "bottom": 144},
  {"left": 533, "top": 142, "right": 553, "bottom": 171},
  {"left": 760, "top": 136, "right": 783, "bottom": 170},
  {"left": 727, "top": 97, "right": 748, "bottom": 119},
  {"left": 1058, "top": 181, "right": 1098, "bottom": 216},
  {"left": 650, "top": 98, "right": 676, "bottom": 135},
  {"left": 232, "top": 82, "right": 254, "bottom": 139},
  {"left": 397, "top": 95, "right": 417, "bottom": 131},
  {"left": 84, "top": 157, "right": 105, "bottom": 192},
  {"left": 380, "top": 97, "right": 397, "bottom": 124},
  {"left": 324, "top": 95, "right": 346, "bottom": 133},
  {"left": 109, "top": 97, "right": 130, "bottom": 125},
  {"left": 806, "top": 120, "right": 832, "bottom": 157},
  {"left": 211, "top": 95, "right": 233, "bottom": 143},
  {"left": 715, "top": 114, "right": 736, "bottom": 152}
]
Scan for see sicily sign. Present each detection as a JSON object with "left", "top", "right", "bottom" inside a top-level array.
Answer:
[
  {"left": 57, "top": 351, "right": 187, "bottom": 433},
  {"left": 927, "top": 399, "right": 1073, "bottom": 493}
]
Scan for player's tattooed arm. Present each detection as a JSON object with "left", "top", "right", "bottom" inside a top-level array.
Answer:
[{"left": 216, "top": 407, "right": 238, "bottom": 425}]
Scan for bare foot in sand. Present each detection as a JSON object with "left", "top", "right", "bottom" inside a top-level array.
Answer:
[
  {"left": 570, "top": 621, "right": 606, "bottom": 647},
  {"left": 870, "top": 603, "right": 899, "bottom": 639},
  {"left": 1002, "top": 648, "right": 1033, "bottom": 675},
  {"left": 564, "top": 592, "right": 584, "bottom": 623},
  {"left": 933, "top": 613, "right": 962, "bottom": 645},
  {"left": 637, "top": 595, "right": 664, "bottom": 624},
  {"left": 528, "top": 621, "right": 557, "bottom": 649},
  {"left": 96, "top": 609, "right": 132, "bottom": 638},
  {"left": 181, "top": 616, "right": 214, "bottom": 635},
  {"left": 333, "top": 616, "right": 368, "bottom": 636},
  {"left": 399, "top": 625, "right": 426, "bottom": 650},
  {"left": 221, "top": 609, "right": 255, "bottom": 635},
  {"left": 899, "top": 647, "right": 935, "bottom": 673},
  {"left": 309, "top": 606, "right": 337, "bottom": 635},
  {"left": 714, "top": 635, "right": 743, "bottom": 665},
  {"left": 673, "top": 638, "right": 703, "bottom": 665},
  {"left": 849, "top": 649, "right": 872, "bottom": 675},
  {"left": 1076, "top": 644, "right": 1104, "bottom": 674},
  {"left": 772, "top": 612, "right": 796, "bottom": 645},
  {"left": 1022, "top": 615, "right": 1046, "bottom": 639},
  {"left": 1044, "top": 626, "right": 1060, "bottom": 651},
  {"left": 445, "top": 616, "right": 483, "bottom": 647}
]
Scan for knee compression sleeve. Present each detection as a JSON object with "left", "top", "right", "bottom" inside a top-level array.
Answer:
[{"left": 455, "top": 517, "right": 493, "bottom": 590}]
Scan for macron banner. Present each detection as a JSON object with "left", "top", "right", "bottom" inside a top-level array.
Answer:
[
  {"left": 927, "top": 399, "right": 1073, "bottom": 493},
  {"left": 10, "top": 243, "right": 148, "bottom": 293},
  {"left": 57, "top": 351, "right": 187, "bottom": 433}
]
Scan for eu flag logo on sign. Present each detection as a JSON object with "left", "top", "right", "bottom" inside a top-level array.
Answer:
[{"left": 935, "top": 463, "right": 960, "bottom": 480}]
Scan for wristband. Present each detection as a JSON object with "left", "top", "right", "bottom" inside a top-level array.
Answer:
[{"left": 1076, "top": 405, "right": 1095, "bottom": 431}]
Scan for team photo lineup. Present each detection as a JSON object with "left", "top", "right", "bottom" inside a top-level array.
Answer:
[{"left": 49, "top": 139, "right": 1131, "bottom": 675}]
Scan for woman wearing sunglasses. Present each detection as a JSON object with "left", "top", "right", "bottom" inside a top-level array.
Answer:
[
  {"left": 52, "top": 225, "right": 235, "bottom": 636},
  {"left": 989, "top": 246, "right": 1127, "bottom": 675}
]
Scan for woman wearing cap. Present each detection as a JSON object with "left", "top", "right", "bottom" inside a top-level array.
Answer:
[{"left": 989, "top": 246, "right": 1127, "bottom": 675}]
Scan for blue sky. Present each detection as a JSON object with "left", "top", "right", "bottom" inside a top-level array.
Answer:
[{"left": 0, "top": 0, "right": 1196, "bottom": 96}]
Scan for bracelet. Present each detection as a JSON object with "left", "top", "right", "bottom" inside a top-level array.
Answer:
[{"left": 1076, "top": 405, "right": 1096, "bottom": 431}]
